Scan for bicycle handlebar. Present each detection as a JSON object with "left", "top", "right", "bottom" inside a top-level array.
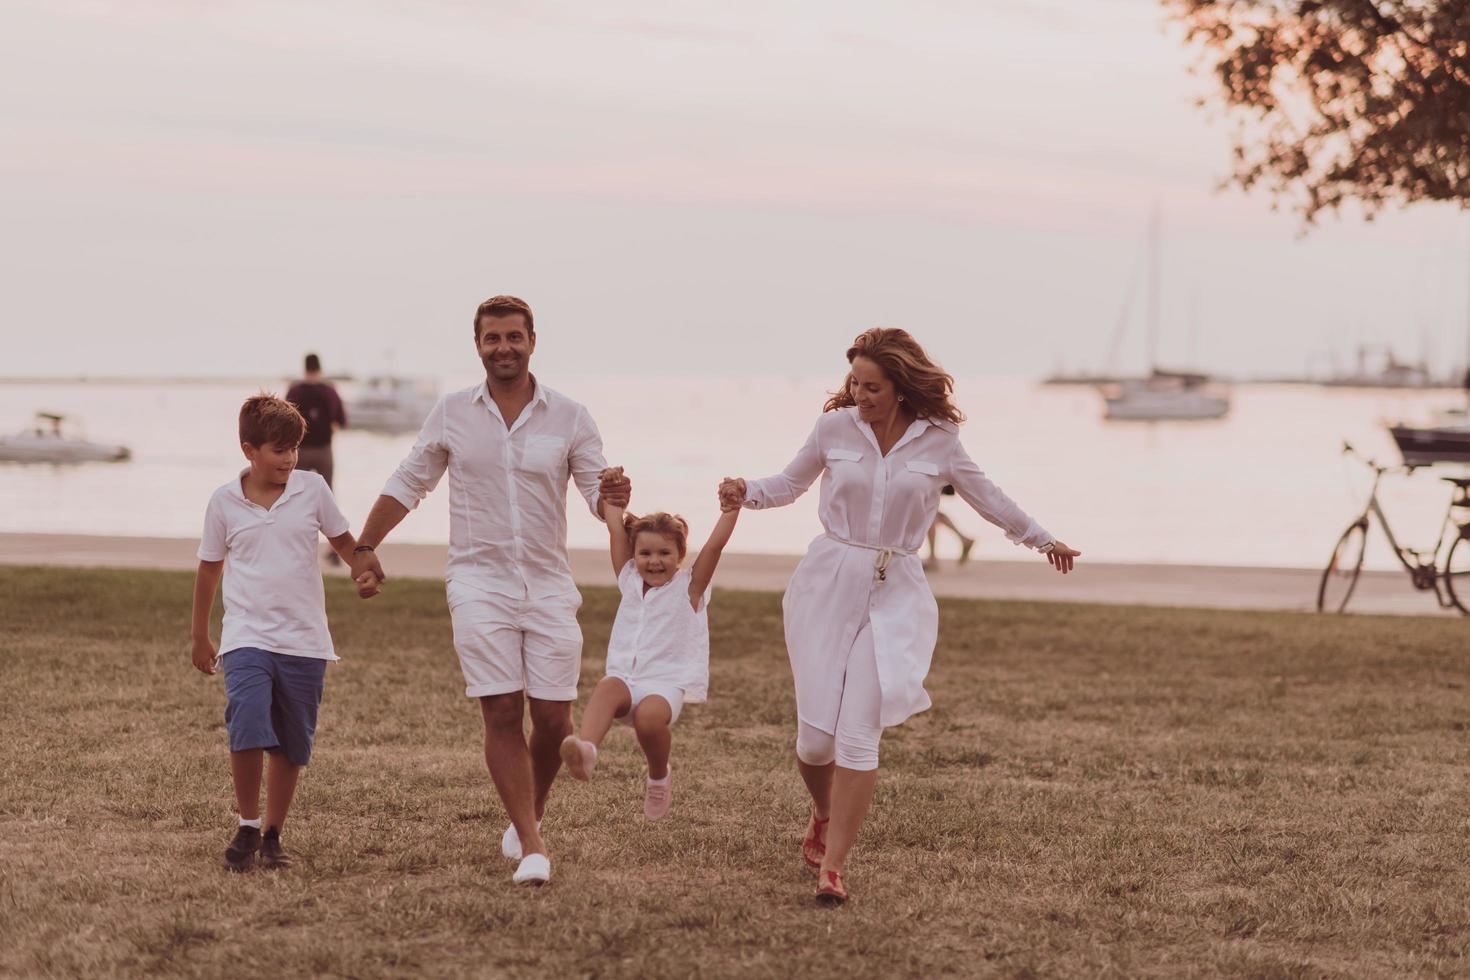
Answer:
[{"left": 1341, "top": 440, "right": 1415, "bottom": 476}]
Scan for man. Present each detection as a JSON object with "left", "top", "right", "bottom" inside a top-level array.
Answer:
[
  {"left": 350, "top": 295, "right": 630, "bottom": 886},
  {"left": 286, "top": 353, "right": 347, "bottom": 489},
  {"left": 287, "top": 354, "right": 349, "bottom": 565}
]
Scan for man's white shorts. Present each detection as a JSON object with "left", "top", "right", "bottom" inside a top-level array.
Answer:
[{"left": 446, "top": 583, "right": 583, "bottom": 701}]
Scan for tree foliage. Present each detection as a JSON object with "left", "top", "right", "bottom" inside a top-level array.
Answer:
[{"left": 1166, "top": 0, "right": 1470, "bottom": 221}]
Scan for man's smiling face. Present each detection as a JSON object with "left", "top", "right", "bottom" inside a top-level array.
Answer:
[{"left": 476, "top": 313, "right": 535, "bottom": 383}]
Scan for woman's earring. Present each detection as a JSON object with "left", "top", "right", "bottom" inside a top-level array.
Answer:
[{"left": 897, "top": 395, "right": 904, "bottom": 402}]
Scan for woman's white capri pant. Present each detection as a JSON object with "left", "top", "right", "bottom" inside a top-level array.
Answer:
[{"left": 794, "top": 622, "right": 882, "bottom": 772}]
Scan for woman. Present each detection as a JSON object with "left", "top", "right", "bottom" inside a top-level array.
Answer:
[{"left": 719, "top": 328, "right": 1078, "bottom": 905}]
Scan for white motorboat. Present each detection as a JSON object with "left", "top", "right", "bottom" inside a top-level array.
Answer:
[
  {"left": 346, "top": 376, "right": 439, "bottom": 434},
  {"left": 1102, "top": 370, "right": 1231, "bottom": 421},
  {"left": 0, "top": 413, "right": 131, "bottom": 463}
]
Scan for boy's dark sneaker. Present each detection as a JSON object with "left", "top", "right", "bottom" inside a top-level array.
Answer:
[
  {"left": 223, "top": 825, "right": 261, "bottom": 872},
  {"left": 259, "top": 826, "right": 294, "bottom": 870}
]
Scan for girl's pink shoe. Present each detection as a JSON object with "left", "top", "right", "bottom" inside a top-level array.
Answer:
[
  {"left": 644, "top": 769, "right": 672, "bottom": 821},
  {"left": 559, "top": 735, "right": 598, "bottom": 781}
]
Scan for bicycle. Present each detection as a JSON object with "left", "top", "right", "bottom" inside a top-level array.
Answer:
[{"left": 1318, "top": 442, "right": 1470, "bottom": 615}]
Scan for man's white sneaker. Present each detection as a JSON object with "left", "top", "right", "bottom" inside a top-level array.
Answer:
[
  {"left": 501, "top": 820, "right": 541, "bottom": 861},
  {"left": 512, "top": 853, "right": 551, "bottom": 886}
]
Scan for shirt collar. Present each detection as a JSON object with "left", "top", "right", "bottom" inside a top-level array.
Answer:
[
  {"left": 231, "top": 467, "right": 307, "bottom": 505},
  {"left": 473, "top": 375, "right": 547, "bottom": 423},
  {"left": 846, "top": 406, "right": 947, "bottom": 453}
]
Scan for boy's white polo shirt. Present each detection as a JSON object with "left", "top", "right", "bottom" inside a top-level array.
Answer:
[{"left": 198, "top": 468, "right": 351, "bottom": 661}]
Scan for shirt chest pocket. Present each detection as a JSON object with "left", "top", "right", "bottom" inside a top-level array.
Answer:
[
  {"left": 826, "top": 448, "right": 864, "bottom": 466},
  {"left": 904, "top": 460, "right": 942, "bottom": 491},
  {"left": 518, "top": 435, "right": 567, "bottom": 475}
]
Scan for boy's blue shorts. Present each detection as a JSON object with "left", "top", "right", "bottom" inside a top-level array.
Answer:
[{"left": 221, "top": 648, "right": 328, "bottom": 766}]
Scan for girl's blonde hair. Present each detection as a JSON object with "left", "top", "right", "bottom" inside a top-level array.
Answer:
[
  {"left": 823, "top": 327, "right": 965, "bottom": 425},
  {"left": 625, "top": 511, "right": 690, "bottom": 558}
]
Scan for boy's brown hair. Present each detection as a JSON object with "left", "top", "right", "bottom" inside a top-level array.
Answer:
[
  {"left": 473, "top": 295, "right": 535, "bottom": 342},
  {"left": 624, "top": 512, "right": 690, "bottom": 559},
  {"left": 239, "top": 393, "right": 306, "bottom": 448}
]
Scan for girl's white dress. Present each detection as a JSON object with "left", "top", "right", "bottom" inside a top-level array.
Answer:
[
  {"left": 744, "top": 407, "right": 1053, "bottom": 732},
  {"left": 604, "top": 560, "right": 711, "bottom": 702}
]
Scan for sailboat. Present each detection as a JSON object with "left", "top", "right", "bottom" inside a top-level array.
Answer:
[{"left": 1099, "top": 209, "right": 1231, "bottom": 421}]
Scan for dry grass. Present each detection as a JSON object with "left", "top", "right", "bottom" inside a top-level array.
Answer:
[{"left": 2, "top": 565, "right": 1470, "bottom": 978}]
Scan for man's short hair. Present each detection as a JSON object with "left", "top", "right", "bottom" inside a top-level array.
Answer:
[
  {"left": 474, "top": 295, "right": 535, "bottom": 341},
  {"left": 304, "top": 353, "right": 321, "bottom": 374},
  {"left": 239, "top": 393, "right": 306, "bottom": 448}
]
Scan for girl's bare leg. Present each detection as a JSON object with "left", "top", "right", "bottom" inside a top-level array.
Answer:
[
  {"left": 631, "top": 696, "right": 673, "bottom": 779},
  {"left": 579, "top": 677, "right": 632, "bottom": 747}
]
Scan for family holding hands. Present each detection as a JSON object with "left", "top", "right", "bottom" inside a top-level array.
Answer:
[{"left": 190, "top": 294, "right": 1079, "bottom": 905}]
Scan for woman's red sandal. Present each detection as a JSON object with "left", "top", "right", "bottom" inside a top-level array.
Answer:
[
  {"left": 802, "top": 810, "right": 829, "bottom": 869},
  {"left": 815, "top": 869, "right": 848, "bottom": 906}
]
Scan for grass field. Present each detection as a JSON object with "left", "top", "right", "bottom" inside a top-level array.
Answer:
[{"left": 3, "top": 565, "right": 1470, "bottom": 978}]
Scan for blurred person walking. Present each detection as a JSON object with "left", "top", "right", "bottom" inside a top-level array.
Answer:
[
  {"left": 923, "top": 487, "right": 975, "bottom": 571},
  {"left": 287, "top": 354, "right": 348, "bottom": 564}
]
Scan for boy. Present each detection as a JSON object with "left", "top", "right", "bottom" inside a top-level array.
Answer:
[{"left": 190, "top": 393, "right": 366, "bottom": 871}]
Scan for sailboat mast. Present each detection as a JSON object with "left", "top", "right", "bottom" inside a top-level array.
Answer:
[{"left": 1147, "top": 205, "right": 1161, "bottom": 373}]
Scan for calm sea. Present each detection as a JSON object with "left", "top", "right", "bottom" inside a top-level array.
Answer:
[{"left": 0, "top": 376, "right": 1462, "bottom": 571}]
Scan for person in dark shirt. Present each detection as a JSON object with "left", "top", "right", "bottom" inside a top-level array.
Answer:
[
  {"left": 287, "top": 354, "right": 348, "bottom": 563},
  {"left": 286, "top": 354, "right": 347, "bottom": 487}
]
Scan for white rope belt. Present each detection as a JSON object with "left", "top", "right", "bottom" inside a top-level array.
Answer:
[{"left": 824, "top": 533, "right": 917, "bottom": 583}]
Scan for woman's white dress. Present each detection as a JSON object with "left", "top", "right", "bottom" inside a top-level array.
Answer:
[{"left": 743, "top": 407, "right": 1053, "bottom": 732}]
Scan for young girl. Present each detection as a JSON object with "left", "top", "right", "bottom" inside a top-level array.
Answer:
[{"left": 559, "top": 491, "right": 739, "bottom": 820}]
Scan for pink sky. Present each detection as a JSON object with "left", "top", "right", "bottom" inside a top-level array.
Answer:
[{"left": 1, "top": 0, "right": 1464, "bottom": 380}]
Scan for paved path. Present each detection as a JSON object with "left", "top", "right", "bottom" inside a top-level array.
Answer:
[{"left": 1, "top": 532, "right": 1457, "bottom": 617}]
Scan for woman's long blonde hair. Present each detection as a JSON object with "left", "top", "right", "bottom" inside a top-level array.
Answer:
[{"left": 822, "top": 328, "right": 964, "bottom": 425}]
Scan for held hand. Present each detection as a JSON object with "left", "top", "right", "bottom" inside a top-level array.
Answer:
[
  {"left": 600, "top": 466, "right": 631, "bottom": 509},
  {"left": 355, "top": 569, "right": 382, "bottom": 599},
  {"left": 191, "top": 636, "right": 218, "bottom": 675},
  {"left": 1045, "top": 541, "right": 1081, "bottom": 575},
  {"left": 719, "top": 477, "right": 746, "bottom": 511},
  {"left": 350, "top": 550, "right": 386, "bottom": 597}
]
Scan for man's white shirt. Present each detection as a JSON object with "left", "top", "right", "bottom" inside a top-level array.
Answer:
[
  {"left": 198, "top": 468, "right": 351, "bottom": 660},
  {"left": 382, "top": 379, "right": 608, "bottom": 599}
]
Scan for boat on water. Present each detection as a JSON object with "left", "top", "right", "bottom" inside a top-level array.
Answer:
[
  {"left": 1321, "top": 346, "right": 1437, "bottom": 389},
  {"left": 346, "top": 376, "right": 439, "bottom": 434},
  {"left": 0, "top": 413, "right": 131, "bottom": 463},
  {"left": 1388, "top": 403, "right": 1470, "bottom": 466},
  {"left": 1102, "top": 370, "right": 1230, "bottom": 421},
  {"left": 1094, "top": 208, "right": 1232, "bottom": 422},
  {"left": 1390, "top": 423, "right": 1470, "bottom": 466}
]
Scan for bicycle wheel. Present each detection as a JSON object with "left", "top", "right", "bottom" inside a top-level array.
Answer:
[
  {"left": 1443, "top": 528, "right": 1470, "bottom": 615},
  {"left": 1318, "top": 520, "right": 1367, "bottom": 613}
]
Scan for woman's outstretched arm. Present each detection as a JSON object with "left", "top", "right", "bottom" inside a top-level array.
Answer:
[
  {"left": 726, "top": 418, "right": 826, "bottom": 510},
  {"left": 946, "top": 440, "right": 1079, "bottom": 573}
]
